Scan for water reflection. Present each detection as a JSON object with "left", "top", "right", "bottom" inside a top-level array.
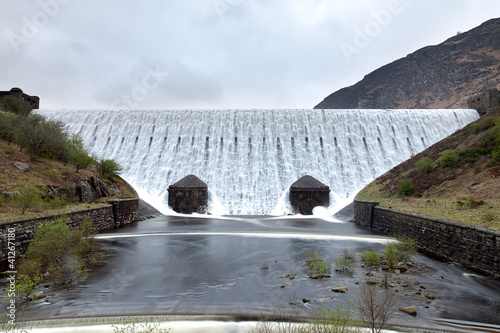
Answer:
[{"left": 4, "top": 215, "right": 500, "bottom": 331}]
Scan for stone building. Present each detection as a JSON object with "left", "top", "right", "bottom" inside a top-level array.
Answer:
[
  {"left": 0, "top": 87, "right": 39, "bottom": 109},
  {"left": 468, "top": 88, "right": 500, "bottom": 115}
]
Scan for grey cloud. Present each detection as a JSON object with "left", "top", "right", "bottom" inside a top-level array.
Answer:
[{"left": 0, "top": 0, "right": 499, "bottom": 109}]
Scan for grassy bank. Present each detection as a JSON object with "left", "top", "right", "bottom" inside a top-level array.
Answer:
[{"left": 357, "top": 111, "right": 500, "bottom": 231}]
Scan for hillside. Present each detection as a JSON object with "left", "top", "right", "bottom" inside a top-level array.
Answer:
[
  {"left": 357, "top": 111, "right": 500, "bottom": 230},
  {"left": 315, "top": 18, "right": 500, "bottom": 110},
  {"left": 0, "top": 138, "right": 135, "bottom": 220}
]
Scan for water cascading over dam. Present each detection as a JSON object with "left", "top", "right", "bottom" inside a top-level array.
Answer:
[{"left": 38, "top": 109, "right": 479, "bottom": 215}]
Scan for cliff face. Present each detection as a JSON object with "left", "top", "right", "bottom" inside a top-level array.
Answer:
[{"left": 315, "top": 18, "right": 500, "bottom": 110}]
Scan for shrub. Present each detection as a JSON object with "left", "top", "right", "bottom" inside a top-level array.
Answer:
[
  {"left": 308, "top": 260, "right": 332, "bottom": 277},
  {"left": 439, "top": 149, "right": 459, "bottom": 168},
  {"left": 415, "top": 156, "right": 434, "bottom": 173},
  {"left": 471, "top": 116, "right": 496, "bottom": 133},
  {"left": 491, "top": 148, "right": 500, "bottom": 166},
  {"left": 13, "top": 184, "right": 44, "bottom": 214},
  {"left": 304, "top": 249, "right": 324, "bottom": 263},
  {"left": 19, "top": 217, "right": 100, "bottom": 285},
  {"left": 18, "top": 115, "right": 67, "bottom": 160},
  {"left": 309, "top": 301, "right": 362, "bottom": 332},
  {"left": 384, "top": 243, "right": 399, "bottom": 268},
  {"left": 303, "top": 250, "right": 331, "bottom": 276},
  {"left": 97, "top": 158, "right": 122, "bottom": 180},
  {"left": 0, "top": 113, "right": 20, "bottom": 143},
  {"left": 395, "top": 235, "right": 417, "bottom": 262},
  {"left": 335, "top": 248, "right": 356, "bottom": 273},
  {"left": 68, "top": 134, "right": 94, "bottom": 172},
  {"left": 0, "top": 95, "right": 33, "bottom": 116},
  {"left": 360, "top": 249, "right": 382, "bottom": 267},
  {"left": 44, "top": 195, "right": 69, "bottom": 210},
  {"left": 397, "top": 179, "right": 414, "bottom": 197},
  {"left": 334, "top": 256, "right": 355, "bottom": 273},
  {"left": 15, "top": 274, "right": 40, "bottom": 303}
]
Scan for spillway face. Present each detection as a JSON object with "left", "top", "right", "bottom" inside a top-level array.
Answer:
[{"left": 37, "top": 109, "right": 479, "bottom": 215}]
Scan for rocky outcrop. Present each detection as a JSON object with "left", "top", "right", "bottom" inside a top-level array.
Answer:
[
  {"left": 74, "top": 176, "right": 121, "bottom": 203},
  {"left": 315, "top": 18, "right": 500, "bottom": 110},
  {"left": 168, "top": 175, "right": 208, "bottom": 214},
  {"left": 289, "top": 175, "right": 330, "bottom": 215}
]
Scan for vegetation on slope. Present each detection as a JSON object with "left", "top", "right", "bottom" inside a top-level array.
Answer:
[
  {"left": 0, "top": 98, "right": 133, "bottom": 220},
  {"left": 358, "top": 110, "right": 500, "bottom": 230}
]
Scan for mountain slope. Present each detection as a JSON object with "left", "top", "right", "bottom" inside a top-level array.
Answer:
[{"left": 315, "top": 18, "right": 500, "bottom": 110}]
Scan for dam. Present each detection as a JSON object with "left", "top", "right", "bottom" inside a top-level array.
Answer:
[{"left": 37, "top": 108, "right": 478, "bottom": 215}]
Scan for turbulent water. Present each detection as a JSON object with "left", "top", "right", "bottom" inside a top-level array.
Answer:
[{"left": 37, "top": 109, "right": 479, "bottom": 215}]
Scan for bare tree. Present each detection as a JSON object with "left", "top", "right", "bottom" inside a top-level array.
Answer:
[{"left": 357, "top": 283, "right": 397, "bottom": 333}]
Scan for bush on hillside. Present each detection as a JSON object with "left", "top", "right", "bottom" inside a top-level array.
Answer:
[
  {"left": 97, "top": 158, "right": 122, "bottom": 180},
  {"left": 470, "top": 116, "right": 496, "bottom": 133},
  {"left": 415, "top": 156, "right": 434, "bottom": 173},
  {"left": 0, "top": 96, "right": 33, "bottom": 116},
  {"left": 13, "top": 183, "right": 44, "bottom": 215},
  {"left": 439, "top": 149, "right": 459, "bottom": 168},
  {"left": 68, "top": 134, "right": 94, "bottom": 172},
  {"left": 18, "top": 114, "right": 68, "bottom": 160},
  {"left": 397, "top": 179, "right": 414, "bottom": 197}
]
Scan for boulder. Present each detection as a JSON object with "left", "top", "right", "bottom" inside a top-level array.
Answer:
[
  {"left": 168, "top": 175, "right": 208, "bottom": 214},
  {"left": 399, "top": 306, "right": 417, "bottom": 316},
  {"left": 331, "top": 287, "right": 348, "bottom": 293},
  {"left": 289, "top": 175, "right": 330, "bottom": 215},
  {"left": 13, "top": 162, "right": 29, "bottom": 172},
  {"left": 74, "top": 176, "right": 119, "bottom": 203},
  {"left": 424, "top": 292, "right": 436, "bottom": 300}
]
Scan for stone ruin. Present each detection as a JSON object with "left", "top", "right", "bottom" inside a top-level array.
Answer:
[
  {"left": 167, "top": 175, "right": 208, "bottom": 214},
  {"left": 289, "top": 175, "right": 330, "bottom": 215}
]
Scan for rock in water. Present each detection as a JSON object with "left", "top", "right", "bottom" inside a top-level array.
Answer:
[
  {"left": 399, "top": 306, "right": 417, "bottom": 316},
  {"left": 331, "top": 287, "right": 348, "bottom": 293},
  {"left": 289, "top": 175, "right": 330, "bottom": 215},
  {"left": 168, "top": 175, "right": 208, "bottom": 214}
]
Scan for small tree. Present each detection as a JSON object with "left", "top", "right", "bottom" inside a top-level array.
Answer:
[
  {"left": 13, "top": 184, "right": 44, "bottom": 214},
  {"left": 69, "top": 134, "right": 94, "bottom": 172},
  {"left": 19, "top": 217, "right": 99, "bottom": 285},
  {"left": 0, "top": 113, "right": 20, "bottom": 144},
  {"left": 357, "top": 283, "right": 397, "bottom": 333},
  {"left": 0, "top": 95, "right": 33, "bottom": 116},
  {"left": 415, "top": 156, "right": 434, "bottom": 173},
  {"left": 97, "top": 158, "right": 122, "bottom": 180},
  {"left": 18, "top": 115, "right": 67, "bottom": 160},
  {"left": 397, "top": 179, "right": 414, "bottom": 197}
]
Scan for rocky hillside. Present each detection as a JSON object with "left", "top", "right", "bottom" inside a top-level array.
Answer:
[
  {"left": 315, "top": 18, "right": 500, "bottom": 110},
  {"left": 0, "top": 138, "right": 135, "bottom": 219}
]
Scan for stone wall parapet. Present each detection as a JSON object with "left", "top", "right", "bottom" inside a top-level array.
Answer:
[{"left": 354, "top": 199, "right": 500, "bottom": 278}]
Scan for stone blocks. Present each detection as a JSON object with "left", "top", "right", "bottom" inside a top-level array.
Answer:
[
  {"left": 289, "top": 175, "right": 330, "bottom": 215},
  {"left": 168, "top": 175, "right": 208, "bottom": 214}
]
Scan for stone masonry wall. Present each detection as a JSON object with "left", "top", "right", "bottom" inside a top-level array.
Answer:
[
  {"left": 354, "top": 199, "right": 500, "bottom": 278},
  {"left": 0, "top": 198, "right": 138, "bottom": 262}
]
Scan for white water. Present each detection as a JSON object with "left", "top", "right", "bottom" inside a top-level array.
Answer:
[{"left": 37, "top": 109, "right": 478, "bottom": 215}]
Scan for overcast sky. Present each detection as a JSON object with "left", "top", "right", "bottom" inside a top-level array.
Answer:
[{"left": 0, "top": 1, "right": 499, "bottom": 110}]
